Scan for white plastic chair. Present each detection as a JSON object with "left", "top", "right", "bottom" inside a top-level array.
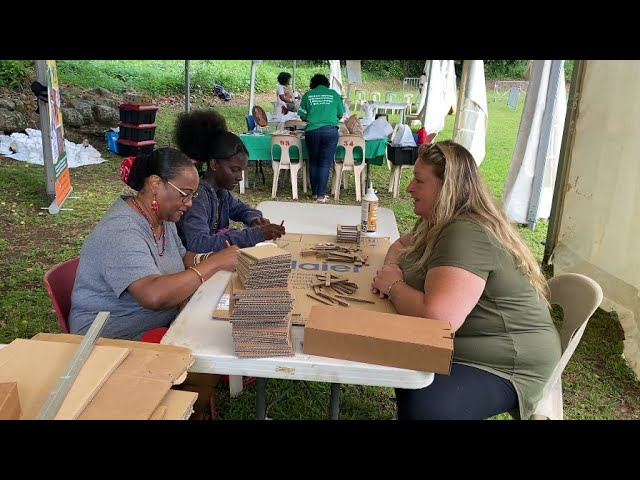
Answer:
[
  {"left": 516, "top": 273, "right": 604, "bottom": 420},
  {"left": 270, "top": 135, "right": 307, "bottom": 200},
  {"left": 353, "top": 89, "right": 366, "bottom": 113},
  {"left": 332, "top": 135, "right": 366, "bottom": 201}
]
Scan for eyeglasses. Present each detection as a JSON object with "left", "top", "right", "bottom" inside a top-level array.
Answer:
[{"left": 167, "top": 181, "right": 199, "bottom": 203}]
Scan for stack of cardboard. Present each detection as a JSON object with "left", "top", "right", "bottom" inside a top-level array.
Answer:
[
  {"left": 0, "top": 333, "right": 197, "bottom": 420},
  {"left": 336, "top": 224, "right": 361, "bottom": 244},
  {"left": 237, "top": 245, "right": 291, "bottom": 289},
  {"left": 231, "top": 245, "right": 295, "bottom": 358},
  {"left": 230, "top": 289, "right": 295, "bottom": 358}
]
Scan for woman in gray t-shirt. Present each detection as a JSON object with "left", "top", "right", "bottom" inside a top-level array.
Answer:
[{"left": 69, "top": 147, "right": 238, "bottom": 340}]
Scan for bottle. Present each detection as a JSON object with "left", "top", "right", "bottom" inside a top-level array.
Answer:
[{"left": 361, "top": 184, "right": 379, "bottom": 234}]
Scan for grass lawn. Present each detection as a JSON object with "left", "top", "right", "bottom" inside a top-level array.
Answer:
[{"left": 1, "top": 62, "right": 638, "bottom": 419}]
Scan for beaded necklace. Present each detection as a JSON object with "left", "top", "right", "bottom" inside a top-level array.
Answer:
[{"left": 131, "top": 197, "right": 166, "bottom": 256}]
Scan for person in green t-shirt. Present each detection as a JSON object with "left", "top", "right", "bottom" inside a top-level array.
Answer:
[
  {"left": 298, "top": 73, "right": 345, "bottom": 203},
  {"left": 371, "top": 140, "right": 561, "bottom": 420}
]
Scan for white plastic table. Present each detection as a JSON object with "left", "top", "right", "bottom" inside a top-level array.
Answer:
[
  {"left": 162, "top": 201, "right": 433, "bottom": 419},
  {"left": 370, "top": 101, "right": 411, "bottom": 125}
]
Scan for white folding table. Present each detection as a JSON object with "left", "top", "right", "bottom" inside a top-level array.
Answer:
[{"left": 162, "top": 201, "right": 433, "bottom": 419}]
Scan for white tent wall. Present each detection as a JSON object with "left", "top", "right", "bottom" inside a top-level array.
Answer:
[
  {"left": 502, "top": 60, "right": 566, "bottom": 223},
  {"left": 423, "top": 60, "right": 458, "bottom": 135},
  {"left": 452, "top": 60, "right": 487, "bottom": 165},
  {"left": 551, "top": 60, "right": 640, "bottom": 378}
]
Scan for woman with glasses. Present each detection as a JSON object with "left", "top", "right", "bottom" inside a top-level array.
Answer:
[
  {"left": 174, "top": 109, "right": 285, "bottom": 253},
  {"left": 68, "top": 147, "right": 238, "bottom": 341},
  {"left": 371, "top": 140, "right": 561, "bottom": 420}
]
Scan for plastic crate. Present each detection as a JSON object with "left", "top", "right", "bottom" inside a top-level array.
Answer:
[
  {"left": 387, "top": 145, "right": 419, "bottom": 165},
  {"left": 118, "top": 104, "right": 159, "bottom": 124},
  {"left": 118, "top": 121, "right": 157, "bottom": 142},
  {"left": 117, "top": 139, "right": 156, "bottom": 157}
]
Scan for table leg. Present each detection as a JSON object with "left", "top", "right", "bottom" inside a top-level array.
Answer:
[
  {"left": 228, "top": 375, "right": 244, "bottom": 398},
  {"left": 256, "top": 377, "right": 267, "bottom": 420},
  {"left": 330, "top": 383, "right": 340, "bottom": 420}
]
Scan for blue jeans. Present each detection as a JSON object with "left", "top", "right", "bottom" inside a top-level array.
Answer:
[
  {"left": 305, "top": 126, "right": 339, "bottom": 197},
  {"left": 395, "top": 363, "right": 518, "bottom": 420}
]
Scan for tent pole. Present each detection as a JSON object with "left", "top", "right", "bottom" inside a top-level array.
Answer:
[
  {"left": 543, "top": 60, "right": 586, "bottom": 265},
  {"left": 292, "top": 60, "right": 296, "bottom": 92},
  {"left": 35, "top": 60, "right": 55, "bottom": 202},
  {"left": 184, "top": 60, "right": 190, "bottom": 113},
  {"left": 453, "top": 60, "right": 469, "bottom": 137},
  {"left": 526, "top": 60, "right": 563, "bottom": 230},
  {"left": 249, "top": 60, "right": 259, "bottom": 116}
]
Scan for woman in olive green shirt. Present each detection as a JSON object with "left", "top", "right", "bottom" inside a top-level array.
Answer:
[{"left": 371, "top": 140, "right": 561, "bottom": 420}]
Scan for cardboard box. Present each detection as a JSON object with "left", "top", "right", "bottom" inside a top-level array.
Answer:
[
  {"left": 219, "top": 233, "right": 396, "bottom": 322},
  {"left": 0, "top": 382, "right": 21, "bottom": 420},
  {"left": 303, "top": 305, "right": 454, "bottom": 374}
]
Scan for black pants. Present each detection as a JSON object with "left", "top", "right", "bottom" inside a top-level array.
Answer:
[{"left": 395, "top": 363, "right": 518, "bottom": 420}]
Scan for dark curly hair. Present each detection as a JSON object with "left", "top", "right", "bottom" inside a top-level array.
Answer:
[
  {"left": 309, "top": 73, "right": 330, "bottom": 90},
  {"left": 174, "top": 109, "right": 247, "bottom": 168},
  {"left": 277, "top": 72, "right": 291, "bottom": 86},
  {"left": 126, "top": 147, "right": 193, "bottom": 191}
]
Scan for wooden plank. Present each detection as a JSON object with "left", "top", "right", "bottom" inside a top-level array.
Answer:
[{"left": 0, "top": 339, "right": 130, "bottom": 420}]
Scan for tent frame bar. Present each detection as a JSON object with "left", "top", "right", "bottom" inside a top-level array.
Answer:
[{"left": 543, "top": 60, "right": 587, "bottom": 265}]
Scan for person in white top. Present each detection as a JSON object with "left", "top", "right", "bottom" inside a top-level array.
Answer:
[{"left": 276, "top": 72, "right": 300, "bottom": 115}]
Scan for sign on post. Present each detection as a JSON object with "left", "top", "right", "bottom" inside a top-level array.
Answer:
[{"left": 35, "top": 60, "right": 73, "bottom": 214}]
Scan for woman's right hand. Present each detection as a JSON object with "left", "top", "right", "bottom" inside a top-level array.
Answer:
[
  {"left": 261, "top": 223, "right": 286, "bottom": 240},
  {"left": 207, "top": 245, "right": 239, "bottom": 271}
]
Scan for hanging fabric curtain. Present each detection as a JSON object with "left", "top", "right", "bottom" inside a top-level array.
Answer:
[
  {"left": 502, "top": 60, "right": 567, "bottom": 225},
  {"left": 452, "top": 60, "right": 488, "bottom": 165}
]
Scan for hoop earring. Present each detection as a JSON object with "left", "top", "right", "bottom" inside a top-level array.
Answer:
[{"left": 151, "top": 194, "right": 159, "bottom": 213}]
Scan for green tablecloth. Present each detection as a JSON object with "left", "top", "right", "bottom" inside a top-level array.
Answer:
[{"left": 240, "top": 134, "right": 387, "bottom": 166}]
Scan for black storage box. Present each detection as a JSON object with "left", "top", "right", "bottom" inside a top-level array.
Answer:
[
  {"left": 387, "top": 145, "right": 419, "bottom": 165},
  {"left": 118, "top": 104, "right": 159, "bottom": 124},
  {"left": 118, "top": 121, "right": 157, "bottom": 142},
  {"left": 117, "top": 139, "right": 156, "bottom": 157}
]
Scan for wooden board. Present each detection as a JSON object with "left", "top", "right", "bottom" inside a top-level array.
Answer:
[{"left": 0, "top": 339, "right": 130, "bottom": 420}]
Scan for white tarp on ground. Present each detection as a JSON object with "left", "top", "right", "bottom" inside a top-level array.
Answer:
[
  {"left": 453, "top": 60, "right": 488, "bottom": 165},
  {"left": 423, "top": 60, "right": 458, "bottom": 136},
  {"left": 502, "top": 60, "right": 566, "bottom": 223},
  {"left": 0, "top": 128, "right": 105, "bottom": 168},
  {"left": 552, "top": 60, "right": 640, "bottom": 378}
]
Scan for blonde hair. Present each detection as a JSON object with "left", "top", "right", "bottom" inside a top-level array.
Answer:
[{"left": 402, "top": 140, "right": 549, "bottom": 304}]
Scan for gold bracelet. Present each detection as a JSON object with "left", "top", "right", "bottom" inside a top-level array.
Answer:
[
  {"left": 387, "top": 279, "right": 405, "bottom": 298},
  {"left": 189, "top": 266, "right": 204, "bottom": 284}
]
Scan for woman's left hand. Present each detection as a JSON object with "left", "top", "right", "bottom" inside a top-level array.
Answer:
[
  {"left": 371, "top": 263, "right": 404, "bottom": 298},
  {"left": 251, "top": 217, "right": 271, "bottom": 227}
]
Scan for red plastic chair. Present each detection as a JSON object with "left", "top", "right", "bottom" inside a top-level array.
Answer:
[{"left": 43, "top": 257, "right": 80, "bottom": 333}]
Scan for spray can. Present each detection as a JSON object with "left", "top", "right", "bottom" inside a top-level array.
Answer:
[{"left": 361, "top": 184, "right": 379, "bottom": 234}]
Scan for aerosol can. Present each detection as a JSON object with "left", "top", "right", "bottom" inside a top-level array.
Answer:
[{"left": 361, "top": 183, "right": 379, "bottom": 235}]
